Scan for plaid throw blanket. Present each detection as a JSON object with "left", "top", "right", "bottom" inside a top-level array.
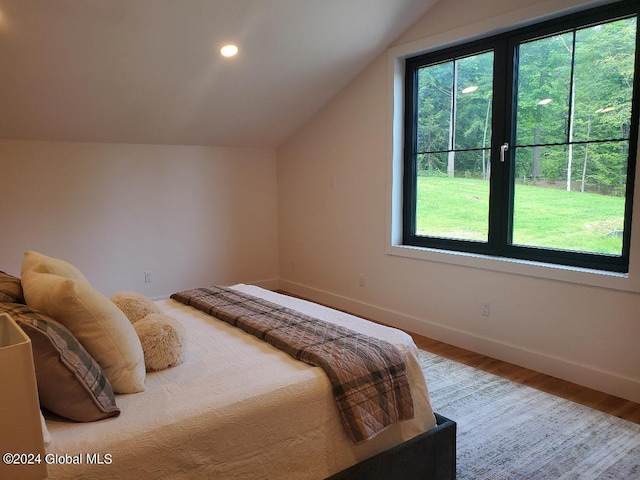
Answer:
[{"left": 170, "top": 286, "right": 414, "bottom": 443}]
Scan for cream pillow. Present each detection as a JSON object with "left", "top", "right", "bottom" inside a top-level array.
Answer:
[
  {"left": 22, "top": 250, "right": 89, "bottom": 283},
  {"left": 22, "top": 271, "right": 145, "bottom": 394}
]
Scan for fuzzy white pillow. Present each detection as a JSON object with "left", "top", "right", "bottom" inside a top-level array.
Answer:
[
  {"left": 134, "top": 314, "right": 186, "bottom": 371},
  {"left": 111, "top": 291, "right": 162, "bottom": 324}
]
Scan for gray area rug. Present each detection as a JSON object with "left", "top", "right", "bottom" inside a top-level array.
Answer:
[{"left": 419, "top": 350, "right": 640, "bottom": 479}]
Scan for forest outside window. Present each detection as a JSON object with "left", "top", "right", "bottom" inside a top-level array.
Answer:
[{"left": 402, "top": 1, "right": 639, "bottom": 273}]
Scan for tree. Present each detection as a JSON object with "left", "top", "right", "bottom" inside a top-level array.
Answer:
[{"left": 415, "top": 15, "right": 636, "bottom": 195}]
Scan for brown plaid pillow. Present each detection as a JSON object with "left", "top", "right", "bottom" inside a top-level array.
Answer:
[
  {"left": 0, "top": 271, "right": 24, "bottom": 303},
  {"left": 0, "top": 303, "right": 120, "bottom": 422}
]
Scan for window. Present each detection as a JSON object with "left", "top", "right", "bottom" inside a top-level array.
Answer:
[{"left": 403, "top": 1, "right": 639, "bottom": 273}]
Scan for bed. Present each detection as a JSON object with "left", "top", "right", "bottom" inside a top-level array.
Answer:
[{"left": 3, "top": 264, "right": 456, "bottom": 479}]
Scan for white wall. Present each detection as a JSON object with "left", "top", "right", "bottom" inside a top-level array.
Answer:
[
  {"left": 277, "top": 0, "right": 640, "bottom": 402},
  {"left": 0, "top": 140, "right": 279, "bottom": 298}
]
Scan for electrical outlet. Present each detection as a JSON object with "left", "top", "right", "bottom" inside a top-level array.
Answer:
[
  {"left": 358, "top": 274, "right": 366, "bottom": 287},
  {"left": 481, "top": 302, "right": 491, "bottom": 317},
  {"left": 144, "top": 271, "right": 153, "bottom": 284}
]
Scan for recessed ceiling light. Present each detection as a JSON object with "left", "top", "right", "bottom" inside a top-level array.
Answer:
[
  {"left": 538, "top": 98, "right": 552, "bottom": 105},
  {"left": 220, "top": 44, "right": 239, "bottom": 58},
  {"left": 461, "top": 86, "right": 478, "bottom": 94}
]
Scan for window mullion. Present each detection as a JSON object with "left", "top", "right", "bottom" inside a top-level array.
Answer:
[
  {"left": 488, "top": 40, "right": 512, "bottom": 255},
  {"left": 402, "top": 63, "right": 419, "bottom": 242},
  {"left": 565, "top": 30, "right": 578, "bottom": 192},
  {"left": 448, "top": 60, "right": 458, "bottom": 178}
]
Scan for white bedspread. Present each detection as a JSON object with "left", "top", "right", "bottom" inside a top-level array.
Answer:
[{"left": 45, "top": 285, "right": 436, "bottom": 480}]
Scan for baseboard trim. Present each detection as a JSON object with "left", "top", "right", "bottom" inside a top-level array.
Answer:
[{"left": 278, "top": 279, "right": 640, "bottom": 404}]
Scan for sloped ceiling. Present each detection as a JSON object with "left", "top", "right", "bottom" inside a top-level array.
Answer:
[{"left": 0, "top": 0, "right": 438, "bottom": 148}]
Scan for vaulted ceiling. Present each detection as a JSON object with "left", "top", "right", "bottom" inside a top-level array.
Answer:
[{"left": 0, "top": 0, "right": 439, "bottom": 148}]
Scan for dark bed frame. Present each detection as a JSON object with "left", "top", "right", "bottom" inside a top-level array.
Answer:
[{"left": 326, "top": 413, "right": 456, "bottom": 480}]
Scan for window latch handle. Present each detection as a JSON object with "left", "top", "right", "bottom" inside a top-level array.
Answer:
[{"left": 500, "top": 142, "right": 509, "bottom": 162}]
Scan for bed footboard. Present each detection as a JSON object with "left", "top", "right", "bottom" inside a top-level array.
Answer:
[{"left": 326, "top": 413, "right": 456, "bottom": 480}]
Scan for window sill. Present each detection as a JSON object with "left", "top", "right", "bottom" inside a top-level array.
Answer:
[{"left": 387, "top": 243, "right": 640, "bottom": 293}]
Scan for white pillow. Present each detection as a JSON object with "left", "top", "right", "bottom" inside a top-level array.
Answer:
[
  {"left": 40, "top": 411, "right": 51, "bottom": 447},
  {"left": 22, "top": 271, "right": 145, "bottom": 394}
]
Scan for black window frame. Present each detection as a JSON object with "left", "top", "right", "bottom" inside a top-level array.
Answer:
[{"left": 403, "top": 0, "right": 640, "bottom": 273}]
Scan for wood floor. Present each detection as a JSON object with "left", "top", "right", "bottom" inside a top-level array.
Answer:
[
  {"left": 279, "top": 290, "right": 640, "bottom": 425},
  {"left": 412, "top": 332, "right": 640, "bottom": 425}
]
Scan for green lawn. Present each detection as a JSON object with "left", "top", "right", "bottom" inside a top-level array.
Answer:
[{"left": 415, "top": 176, "right": 625, "bottom": 255}]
